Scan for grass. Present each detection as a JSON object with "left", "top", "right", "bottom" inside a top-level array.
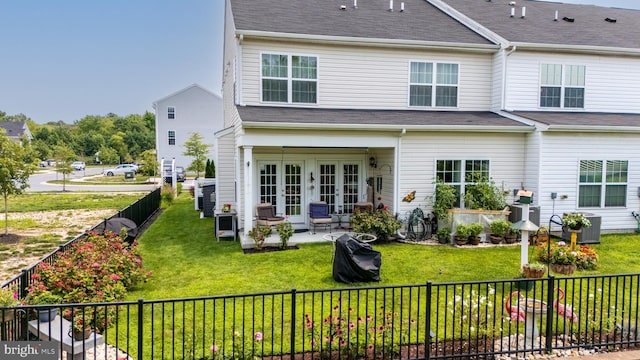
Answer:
[
  {"left": 4, "top": 193, "right": 146, "bottom": 212},
  {"left": 48, "top": 175, "right": 152, "bottom": 185},
  {"left": 130, "top": 194, "right": 640, "bottom": 300}
]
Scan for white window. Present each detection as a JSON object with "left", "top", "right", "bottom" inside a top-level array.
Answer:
[
  {"left": 409, "top": 62, "right": 458, "bottom": 107},
  {"left": 579, "top": 160, "right": 627, "bottom": 208},
  {"left": 168, "top": 130, "right": 176, "bottom": 145},
  {"left": 436, "top": 159, "right": 489, "bottom": 207},
  {"left": 261, "top": 53, "right": 317, "bottom": 104},
  {"left": 168, "top": 107, "right": 175, "bottom": 119},
  {"left": 540, "top": 64, "right": 585, "bottom": 108}
]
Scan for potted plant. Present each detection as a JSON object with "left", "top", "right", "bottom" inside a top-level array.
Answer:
[
  {"left": 454, "top": 224, "right": 470, "bottom": 246},
  {"left": 522, "top": 263, "right": 546, "bottom": 278},
  {"left": 69, "top": 309, "right": 94, "bottom": 341},
  {"left": 0, "top": 287, "right": 21, "bottom": 322},
  {"left": 467, "top": 222, "right": 483, "bottom": 245},
  {"left": 462, "top": 176, "right": 507, "bottom": 211},
  {"left": 513, "top": 271, "right": 534, "bottom": 291},
  {"left": 432, "top": 180, "right": 457, "bottom": 226},
  {"left": 276, "top": 221, "right": 295, "bottom": 249},
  {"left": 247, "top": 225, "right": 272, "bottom": 250},
  {"left": 436, "top": 227, "right": 451, "bottom": 244},
  {"left": 532, "top": 225, "right": 549, "bottom": 245},
  {"left": 489, "top": 219, "right": 511, "bottom": 244},
  {"left": 504, "top": 227, "right": 519, "bottom": 244},
  {"left": 562, "top": 212, "right": 592, "bottom": 231},
  {"left": 26, "top": 290, "right": 62, "bottom": 322}
]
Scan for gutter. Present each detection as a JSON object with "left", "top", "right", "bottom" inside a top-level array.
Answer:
[
  {"left": 235, "top": 31, "right": 499, "bottom": 53},
  {"left": 545, "top": 125, "right": 640, "bottom": 133},
  {"left": 507, "top": 42, "right": 640, "bottom": 57},
  {"left": 241, "top": 121, "right": 534, "bottom": 133}
]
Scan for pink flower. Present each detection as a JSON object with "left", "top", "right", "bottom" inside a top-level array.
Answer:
[
  {"left": 558, "top": 241, "right": 566, "bottom": 246},
  {"left": 254, "top": 332, "right": 263, "bottom": 341},
  {"left": 92, "top": 263, "right": 100, "bottom": 268},
  {"left": 110, "top": 274, "right": 121, "bottom": 281},
  {"left": 210, "top": 344, "right": 218, "bottom": 352}
]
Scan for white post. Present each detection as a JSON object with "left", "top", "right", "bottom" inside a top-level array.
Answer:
[{"left": 520, "top": 203, "right": 530, "bottom": 266}]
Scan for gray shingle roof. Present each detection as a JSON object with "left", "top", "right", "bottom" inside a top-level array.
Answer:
[
  {"left": 0, "top": 121, "right": 27, "bottom": 137},
  {"left": 238, "top": 106, "right": 529, "bottom": 128},
  {"left": 438, "top": 0, "right": 640, "bottom": 48},
  {"left": 511, "top": 111, "right": 640, "bottom": 127},
  {"left": 230, "top": 0, "right": 493, "bottom": 45}
]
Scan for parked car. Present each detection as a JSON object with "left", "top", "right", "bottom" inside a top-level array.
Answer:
[
  {"left": 175, "top": 166, "right": 186, "bottom": 182},
  {"left": 71, "top": 161, "right": 86, "bottom": 171},
  {"left": 103, "top": 164, "right": 137, "bottom": 176}
]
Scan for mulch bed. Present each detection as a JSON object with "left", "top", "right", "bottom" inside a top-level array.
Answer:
[
  {"left": 0, "top": 233, "right": 26, "bottom": 245},
  {"left": 243, "top": 245, "right": 299, "bottom": 254}
]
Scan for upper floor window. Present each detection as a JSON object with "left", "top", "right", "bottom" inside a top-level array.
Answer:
[
  {"left": 261, "top": 53, "right": 317, "bottom": 104},
  {"left": 579, "top": 160, "right": 627, "bottom": 208},
  {"left": 168, "top": 107, "right": 175, "bottom": 119},
  {"left": 168, "top": 130, "right": 176, "bottom": 145},
  {"left": 436, "top": 159, "right": 489, "bottom": 207},
  {"left": 540, "top": 64, "right": 585, "bottom": 108},
  {"left": 410, "top": 62, "right": 458, "bottom": 107}
]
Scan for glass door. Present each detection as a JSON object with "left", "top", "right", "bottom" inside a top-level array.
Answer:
[
  {"left": 318, "top": 161, "right": 361, "bottom": 214},
  {"left": 258, "top": 161, "right": 305, "bottom": 223}
]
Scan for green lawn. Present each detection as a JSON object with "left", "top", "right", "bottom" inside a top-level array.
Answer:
[
  {"left": 130, "top": 194, "right": 640, "bottom": 300},
  {"left": 5, "top": 193, "right": 146, "bottom": 212}
]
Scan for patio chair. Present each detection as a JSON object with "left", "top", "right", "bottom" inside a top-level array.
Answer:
[
  {"left": 309, "top": 201, "right": 332, "bottom": 234},
  {"left": 255, "top": 203, "right": 285, "bottom": 227}
]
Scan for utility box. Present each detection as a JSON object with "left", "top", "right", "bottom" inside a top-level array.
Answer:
[
  {"left": 202, "top": 184, "right": 216, "bottom": 217},
  {"left": 215, "top": 211, "right": 237, "bottom": 241},
  {"left": 509, "top": 205, "right": 540, "bottom": 226},
  {"left": 124, "top": 171, "right": 134, "bottom": 180},
  {"left": 562, "top": 212, "right": 601, "bottom": 244}
]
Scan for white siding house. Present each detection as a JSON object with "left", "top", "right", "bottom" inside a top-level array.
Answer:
[
  {"left": 153, "top": 84, "right": 223, "bottom": 173},
  {"left": 221, "top": 0, "right": 640, "bottom": 245}
]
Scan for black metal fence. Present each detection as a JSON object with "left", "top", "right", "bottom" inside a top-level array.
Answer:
[
  {"left": 1, "top": 187, "right": 161, "bottom": 295},
  {"left": 2, "top": 273, "right": 639, "bottom": 359}
]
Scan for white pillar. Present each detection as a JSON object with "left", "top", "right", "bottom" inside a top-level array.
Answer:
[
  {"left": 520, "top": 203, "right": 530, "bottom": 266},
  {"left": 243, "top": 146, "right": 254, "bottom": 236}
]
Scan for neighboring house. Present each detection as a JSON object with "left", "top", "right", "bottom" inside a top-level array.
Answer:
[
  {"left": 153, "top": 84, "right": 223, "bottom": 172},
  {"left": 221, "top": 0, "right": 640, "bottom": 241},
  {"left": 0, "top": 121, "right": 32, "bottom": 142}
]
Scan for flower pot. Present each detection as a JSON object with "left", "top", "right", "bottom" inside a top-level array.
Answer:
[
  {"left": 504, "top": 235, "right": 517, "bottom": 244},
  {"left": 69, "top": 327, "right": 92, "bottom": 341},
  {"left": 454, "top": 236, "right": 467, "bottom": 246},
  {"left": 522, "top": 265, "right": 546, "bottom": 278},
  {"left": 550, "top": 263, "right": 577, "bottom": 275},
  {"left": 468, "top": 236, "right": 481, "bottom": 245},
  {"left": 489, "top": 234, "right": 503, "bottom": 244},
  {"left": 437, "top": 234, "right": 449, "bottom": 244},
  {"left": 514, "top": 279, "right": 534, "bottom": 291},
  {"left": 38, "top": 308, "right": 58, "bottom": 322}
]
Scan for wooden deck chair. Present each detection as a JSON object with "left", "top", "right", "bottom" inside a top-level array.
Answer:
[{"left": 256, "top": 203, "right": 285, "bottom": 227}]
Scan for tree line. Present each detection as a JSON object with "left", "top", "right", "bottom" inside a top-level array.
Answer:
[{"left": 0, "top": 111, "right": 155, "bottom": 165}]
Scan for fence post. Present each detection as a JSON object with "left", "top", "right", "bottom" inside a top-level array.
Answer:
[
  {"left": 138, "top": 298, "right": 144, "bottom": 359},
  {"left": 290, "top": 288, "right": 297, "bottom": 358},
  {"left": 426, "top": 281, "right": 432, "bottom": 360},
  {"left": 19, "top": 269, "right": 28, "bottom": 299},
  {"left": 545, "top": 275, "right": 555, "bottom": 353}
]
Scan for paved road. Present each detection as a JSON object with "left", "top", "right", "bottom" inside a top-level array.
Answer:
[{"left": 26, "top": 167, "right": 159, "bottom": 192}]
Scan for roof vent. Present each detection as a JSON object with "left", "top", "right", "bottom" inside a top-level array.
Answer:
[
  {"left": 554, "top": 10, "right": 558, "bottom": 21},
  {"left": 562, "top": 16, "right": 575, "bottom": 23},
  {"left": 340, "top": 5, "right": 346, "bottom": 10},
  {"left": 605, "top": 17, "right": 617, "bottom": 23},
  {"left": 510, "top": 7, "right": 515, "bottom": 17},
  {"left": 509, "top": 1, "right": 516, "bottom": 5},
  {"left": 521, "top": 6, "right": 526, "bottom": 18},
  {"left": 353, "top": 0, "right": 357, "bottom": 8},
  {"left": 389, "top": 0, "right": 393, "bottom": 12},
  {"left": 400, "top": 2, "right": 404, "bottom": 12}
]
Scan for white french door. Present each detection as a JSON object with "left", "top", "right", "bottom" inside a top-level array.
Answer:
[
  {"left": 257, "top": 161, "right": 305, "bottom": 223},
  {"left": 318, "top": 161, "right": 361, "bottom": 214}
]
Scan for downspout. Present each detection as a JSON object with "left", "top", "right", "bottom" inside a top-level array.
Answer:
[
  {"left": 393, "top": 128, "right": 406, "bottom": 216},
  {"left": 237, "top": 34, "right": 244, "bottom": 106},
  {"left": 501, "top": 45, "right": 516, "bottom": 110}
]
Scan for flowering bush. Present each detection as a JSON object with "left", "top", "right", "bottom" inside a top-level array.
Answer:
[
  {"left": 304, "top": 299, "right": 413, "bottom": 359},
  {"left": 562, "top": 212, "right": 592, "bottom": 229},
  {"left": 209, "top": 330, "right": 264, "bottom": 359},
  {"left": 535, "top": 241, "right": 598, "bottom": 270},
  {"left": 350, "top": 209, "right": 402, "bottom": 241},
  {"left": 0, "top": 286, "right": 20, "bottom": 307},
  {"left": 447, "top": 286, "right": 501, "bottom": 338}
]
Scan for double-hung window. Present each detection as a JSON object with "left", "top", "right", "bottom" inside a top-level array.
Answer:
[
  {"left": 261, "top": 53, "right": 317, "bottom": 104},
  {"left": 540, "top": 64, "right": 585, "bottom": 108},
  {"left": 436, "top": 159, "right": 489, "bottom": 207},
  {"left": 167, "top": 107, "right": 175, "bottom": 119},
  {"left": 578, "top": 160, "right": 628, "bottom": 208},
  {"left": 168, "top": 130, "right": 176, "bottom": 146},
  {"left": 410, "top": 62, "right": 458, "bottom": 107}
]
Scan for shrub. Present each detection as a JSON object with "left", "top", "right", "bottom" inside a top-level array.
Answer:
[
  {"left": 350, "top": 209, "right": 402, "bottom": 241},
  {"left": 161, "top": 184, "right": 175, "bottom": 207},
  {"left": 489, "top": 219, "right": 511, "bottom": 236},
  {"left": 463, "top": 176, "right": 506, "bottom": 210},
  {"left": 467, "top": 222, "right": 484, "bottom": 238},
  {"left": 247, "top": 225, "right": 272, "bottom": 250},
  {"left": 275, "top": 221, "right": 294, "bottom": 249},
  {"left": 431, "top": 180, "right": 457, "bottom": 222}
]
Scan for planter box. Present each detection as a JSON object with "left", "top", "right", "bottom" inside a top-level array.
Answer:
[{"left": 444, "top": 208, "right": 510, "bottom": 244}]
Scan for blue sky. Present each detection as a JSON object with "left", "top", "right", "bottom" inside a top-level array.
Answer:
[{"left": 0, "top": 0, "right": 637, "bottom": 124}]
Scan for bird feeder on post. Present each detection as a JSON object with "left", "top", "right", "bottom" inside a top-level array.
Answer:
[{"left": 511, "top": 190, "right": 539, "bottom": 266}]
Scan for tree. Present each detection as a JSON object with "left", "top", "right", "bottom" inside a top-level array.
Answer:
[
  {"left": 182, "top": 132, "right": 212, "bottom": 179},
  {"left": 0, "top": 130, "right": 37, "bottom": 235},
  {"left": 139, "top": 149, "right": 158, "bottom": 176},
  {"left": 54, "top": 145, "right": 76, "bottom": 192}
]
